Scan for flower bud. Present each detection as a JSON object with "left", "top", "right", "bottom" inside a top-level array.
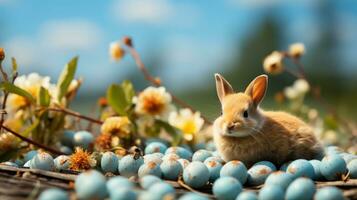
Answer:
[
  {"left": 263, "top": 51, "right": 284, "bottom": 75},
  {"left": 289, "top": 43, "right": 305, "bottom": 58},
  {"left": 122, "top": 36, "right": 133, "bottom": 47},
  {"left": 109, "top": 41, "right": 125, "bottom": 61},
  {"left": 0, "top": 48, "right": 5, "bottom": 61}
]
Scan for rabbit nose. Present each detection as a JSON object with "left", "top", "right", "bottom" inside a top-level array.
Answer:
[{"left": 227, "top": 123, "right": 236, "bottom": 132}]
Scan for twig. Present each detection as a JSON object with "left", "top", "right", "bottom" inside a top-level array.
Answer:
[
  {"left": 177, "top": 177, "right": 214, "bottom": 198},
  {"left": 44, "top": 107, "right": 103, "bottom": 125},
  {"left": 123, "top": 39, "right": 212, "bottom": 124},
  {"left": 1, "top": 125, "right": 65, "bottom": 155}
]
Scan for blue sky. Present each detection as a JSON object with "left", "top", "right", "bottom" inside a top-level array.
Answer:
[{"left": 1, "top": 0, "right": 357, "bottom": 94}]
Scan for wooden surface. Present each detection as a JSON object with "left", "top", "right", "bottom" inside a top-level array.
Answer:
[{"left": 0, "top": 164, "right": 356, "bottom": 200}]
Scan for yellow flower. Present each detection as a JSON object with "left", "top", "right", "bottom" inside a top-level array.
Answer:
[
  {"left": 101, "top": 116, "right": 132, "bottom": 138},
  {"left": 168, "top": 108, "right": 204, "bottom": 141},
  {"left": 69, "top": 147, "right": 96, "bottom": 171},
  {"left": 134, "top": 86, "right": 174, "bottom": 118},
  {"left": 289, "top": 43, "right": 305, "bottom": 58},
  {"left": 109, "top": 41, "right": 125, "bottom": 61},
  {"left": 263, "top": 51, "right": 284, "bottom": 75},
  {"left": 7, "top": 73, "right": 58, "bottom": 110}
]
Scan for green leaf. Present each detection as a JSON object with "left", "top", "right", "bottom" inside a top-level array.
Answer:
[
  {"left": 155, "top": 120, "right": 182, "bottom": 146},
  {"left": 57, "top": 56, "right": 78, "bottom": 101},
  {"left": 22, "top": 118, "right": 41, "bottom": 137},
  {"left": 107, "top": 84, "right": 128, "bottom": 116},
  {"left": 38, "top": 86, "right": 50, "bottom": 107},
  {"left": 11, "top": 57, "right": 18, "bottom": 73},
  {"left": 121, "top": 80, "right": 135, "bottom": 104},
  {"left": 0, "top": 82, "right": 35, "bottom": 103}
]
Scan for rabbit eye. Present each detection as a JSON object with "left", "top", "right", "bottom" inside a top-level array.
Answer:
[{"left": 243, "top": 110, "right": 248, "bottom": 118}]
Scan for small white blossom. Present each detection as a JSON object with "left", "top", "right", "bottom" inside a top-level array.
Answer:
[
  {"left": 263, "top": 51, "right": 284, "bottom": 75},
  {"left": 289, "top": 43, "right": 305, "bottom": 58}
]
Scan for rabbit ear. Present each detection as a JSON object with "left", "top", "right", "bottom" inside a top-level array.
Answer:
[
  {"left": 215, "top": 73, "right": 234, "bottom": 103},
  {"left": 245, "top": 75, "right": 268, "bottom": 106}
]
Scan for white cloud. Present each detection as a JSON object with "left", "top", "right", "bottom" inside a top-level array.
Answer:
[
  {"left": 111, "top": 0, "right": 174, "bottom": 24},
  {"left": 228, "top": 0, "right": 316, "bottom": 8},
  {"left": 3, "top": 37, "right": 39, "bottom": 69},
  {"left": 39, "top": 20, "right": 102, "bottom": 51},
  {"left": 2, "top": 19, "right": 103, "bottom": 73}
]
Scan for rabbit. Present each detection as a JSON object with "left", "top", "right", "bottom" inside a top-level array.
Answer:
[{"left": 213, "top": 73, "right": 323, "bottom": 167}]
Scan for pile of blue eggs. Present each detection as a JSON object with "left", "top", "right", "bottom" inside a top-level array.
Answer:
[{"left": 1, "top": 136, "right": 356, "bottom": 200}]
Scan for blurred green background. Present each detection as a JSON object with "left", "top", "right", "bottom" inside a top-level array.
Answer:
[{"left": 1, "top": 0, "right": 357, "bottom": 121}]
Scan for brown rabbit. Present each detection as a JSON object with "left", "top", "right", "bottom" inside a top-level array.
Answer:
[{"left": 213, "top": 73, "right": 323, "bottom": 167}]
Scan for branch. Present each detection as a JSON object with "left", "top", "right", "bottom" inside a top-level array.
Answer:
[
  {"left": 44, "top": 107, "right": 103, "bottom": 125},
  {"left": 123, "top": 38, "right": 212, "bottom": 125},
  {"left": 1, "top": 125, "right": 65, "bottom": 155}
]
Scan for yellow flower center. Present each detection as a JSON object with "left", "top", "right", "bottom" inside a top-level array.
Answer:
[{"left": 181, "top": 120, "right": 197, "bottom": 135}]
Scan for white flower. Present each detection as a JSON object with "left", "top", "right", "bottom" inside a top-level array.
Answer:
[
  {"left": 134, "top": 86, "right": 174, "bottom": 118},
  {"left": 136, "top": 115, "right": 155, "bottom": 136},
  {"left": 109, "top": 41, "right": 125, "bottom": 61},
  {"left": 283, "top": 86, "right": 299, "bottom": 99},
  {"left": 289, "top": 43, "right": 305, "bottom": 58},
  {"left": 293, "top": 79, "right": 310, "bottom": 94},
  {"left": 168, "top": 108, "right": 204, "bottom": 141},
  {"left": 283, "top": 79, "right": 310, "bottom": 99},
  {"left": 263, "top": 51, "right": 284, "bottom": 75},
  {"left": 7, "top": 73, "right": 58, "bottom": 110}
]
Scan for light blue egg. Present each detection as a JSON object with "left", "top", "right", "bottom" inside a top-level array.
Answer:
[
  {"left": 204, "top": 156, "right": 224, "bottom": 164},
  {"left": 320, "top": 154, "right": 347, "bottom": 181},
  {"left": 145, "top": 142, "right": 168, "bottom": 154},
  {"left": 285, "top": 177, "right": 315, "bottom": 200},
  {"left": 165, "top": 147, "right": 192, "bottom": 160},
  {"left": 258, "top": 185, "right": 284, "bottom": 200},
  {"left": 2, "top": 161, "right": 18, "bottom": 167},
  {"left": 220, "top": 160, "right": 248, "bottom": 185},
  {"left": 144, "top": 153, "right": 163, "bottom": 165},
  {"left": 109, "top": 187, "right": 137, "bottom": 200},
  {"left": 178, "top": 158, "right": 190, "bottom": 169},
  {"left": 265, "top": 171, "right": 294, "bottom": 190},
  {"left": 59, "top": 146, "right": 73, "bottom": 155},
  {"left": 315, "top": 186, "right": 344, "bottom": 200},
  {"left": 347, "top": 158, "right": 357, "bottom": 179},
  {"left": 54, "top": 155, "right": 70, "bottom": 171},
  {"left": 253, "top": 161, "right": 276, "bottom": 171},
  {"left": 139, "top": 175, "right": 162, "bottom": 189},
  {"left": 118, "top": 154, "right": 144, "bottom": 178},
  {"left": 206, "top": 141, "right": 216, "bottom": 151},
  {"left": 236, "top": 191, "right": 258, "bottom": 200},
  {"left": 340, "top": 153, "right": 357, "bottom": 164},
  {"left": 147, "top": 182, "right": 175, "bottom": 199},
  {"left": 183, "top": 161, "right": 209, "bottom": 188},
  {"left": 213, "top": 177, "right": 242, "bottom": 200},
  {"left": 75, "top": 170, "right": 108, "bottom": 200},
  {"left": 107, "top": 176, "right": 134, "bottom": 192},
  {"left": 286, "top": 159, "right": 314, "bottom": 179},
  {"left": 309, "top": 160, "right": 323, "bottom": 180},
  {"left": 193, "top": 143, "right": 206, "bottom": 152},
  {"left": 30, "top": 152, "right": 54, "bottom": 171},
  {"left": 61, "top": 130, "right": 75, "bottom": 147},
  {"left": 101, "top": 152, "right": 119, "bottom": 173},
  {"left": 24, "top": 150, "right": 38, "bottom": 162},
  {"left": 138, "top": 161, "right": 162, "bottom": 178},
  {"left": 179, "top": 192, "right": 209, "bottom": 200},
  {"left": 247, "top": 162, "right": 275, "bottom": 186},
  {"left": 73, "top": 130, "right": 94, "bottom": 149},
  {"left": 279, "top": 161, "right": 291, "bottom": 172},
  {"left": 192, "top": 150, "right": 213, "bottom": 162},
  {"left": 204, "top": 159, "right": 222, "bottom": 182},
  {"left": 38, "top": 188, "right": 69, "bottom": 200},
  {"left": 160, "top": 158, "right": 182, "bottom": 180}
]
